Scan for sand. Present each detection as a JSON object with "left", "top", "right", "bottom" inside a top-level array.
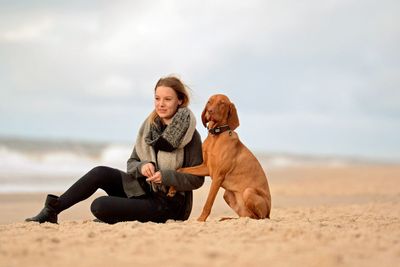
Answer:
[{"left": 1, "top": 163, "right": 399, "bottom": 267}]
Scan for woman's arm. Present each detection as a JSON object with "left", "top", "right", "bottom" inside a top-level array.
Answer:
[
  {"left": 126, "top": 147, "right": 153, "bottom": 177},
  {"left": 161, "top": 130, "right": 205, "bottom": 191}
]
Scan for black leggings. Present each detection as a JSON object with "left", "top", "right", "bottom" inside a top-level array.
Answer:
[{"left": 57, "top": 166, "right": 184, "bottom": 224}]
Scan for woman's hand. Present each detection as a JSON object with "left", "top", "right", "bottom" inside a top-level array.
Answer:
[
  {"left": 146, "top": 171, "right": 162, "bottom": 184},
  {"left": 141, "top": 163, "right": 155, "bottom": 178},
  {"left": 141, "top": 163, "right": 162, "bottom": 184}
]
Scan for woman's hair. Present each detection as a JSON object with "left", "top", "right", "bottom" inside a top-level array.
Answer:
[{"left": 149, "top": 75, "right": 191, "bottom": 123}]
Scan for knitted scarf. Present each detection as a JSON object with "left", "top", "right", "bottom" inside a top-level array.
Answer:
[{"left": 135, "top": 107, "right": 196, "bottom": 193}]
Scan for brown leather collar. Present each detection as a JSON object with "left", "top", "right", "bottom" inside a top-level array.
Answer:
[{"left": 208, "top": 125, "right": 231, "bottom": 135}]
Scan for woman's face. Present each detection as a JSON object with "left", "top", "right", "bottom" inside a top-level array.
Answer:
[{"left": 155, "top": 86, "right": 182, "bottom": 124}]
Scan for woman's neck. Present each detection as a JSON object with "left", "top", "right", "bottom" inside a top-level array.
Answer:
[{"left": 162, "top": 118, "right": 172, "bottom": 125}]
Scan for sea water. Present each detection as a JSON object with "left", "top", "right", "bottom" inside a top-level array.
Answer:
[
  {"left": 0, "top": 138, "right": 132, "bottom": 193},
  {"left": 0, "top": 137, "right": 352, "bottom": 193}
]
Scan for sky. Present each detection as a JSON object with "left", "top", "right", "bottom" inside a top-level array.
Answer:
[{"left": 1, "top": 0, "right": 399, "bottom": 161}]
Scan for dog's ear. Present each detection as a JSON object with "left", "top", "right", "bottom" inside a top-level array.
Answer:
[
  {"left": 227, "top": 102, "right": 239, "bottom": 130},
  {"left": 201, "top": 104, "right": 209, "bottom": 128}
]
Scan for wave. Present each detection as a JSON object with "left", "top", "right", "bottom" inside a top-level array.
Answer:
[
  {"left": 0, "top": 138, "right": 132, "bottom": 192},
  {"left": 0, "top": 137, "right": 379, "bottom": 193}
]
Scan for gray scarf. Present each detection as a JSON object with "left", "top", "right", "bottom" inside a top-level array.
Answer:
[{"left": 135, "top": 107, "right": 197, "bottom": 193}]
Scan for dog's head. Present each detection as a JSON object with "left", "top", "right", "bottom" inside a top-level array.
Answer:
[{"left": 201, "top": 94, "right": 239, "bottom": 130}]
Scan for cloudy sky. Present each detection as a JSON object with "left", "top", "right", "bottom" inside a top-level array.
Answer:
[{"left": 1, "top": 0, "right": 399, "bottom": 161}]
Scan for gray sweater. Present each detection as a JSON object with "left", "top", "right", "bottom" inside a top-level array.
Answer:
[{"left": 120, "top": 130, "right": 204, "bottom": 220}]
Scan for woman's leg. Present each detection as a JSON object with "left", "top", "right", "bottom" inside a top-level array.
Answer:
[
  {"left": 57, "top": 166, "right": 127, "bottom": 212},
  {"left": 26, "top": 165, "right": 126, "bottom": 223},
  {"left": 90, "top": 193, "right": 185, "bottom": 224}
]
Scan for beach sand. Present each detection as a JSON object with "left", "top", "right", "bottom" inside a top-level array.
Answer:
[{"left": 1, "top": 163, "right": 399, "bottom": 267}]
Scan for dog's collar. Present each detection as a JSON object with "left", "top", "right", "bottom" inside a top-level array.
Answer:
[{"left": 208, "top": 125, "right": 231, "bottom": 135}]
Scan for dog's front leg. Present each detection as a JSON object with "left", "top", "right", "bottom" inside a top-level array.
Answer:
[
  {"left": 178, "top": 164, "right": 210, "bottom": 177},
  {"left": 198, "top": 177, "right": 223, "bottom": 222}
]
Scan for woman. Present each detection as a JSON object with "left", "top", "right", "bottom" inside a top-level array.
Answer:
[{"left": 26, "top": 76, "right": 204, "bottom": 224}]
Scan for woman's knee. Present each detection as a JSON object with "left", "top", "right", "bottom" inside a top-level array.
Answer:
[
  {"left": 86, "top": 166, "right": 115, "bottom": 184},
  {"left": 89, "top": 166, "right": 113, "bottom": 177},
  {"left": 90, "top": 196, "right": 108, "bottom": 219}
]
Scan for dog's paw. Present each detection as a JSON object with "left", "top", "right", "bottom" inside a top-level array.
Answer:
[
  {"left": 197, "top": 215, "right": 207, "bottom": 222},
  {"left": 167, "top": 187, "right": 176, "bottom": 197},
  {"left": 219, "top": 217, "right": 236, "bottom": 222}
]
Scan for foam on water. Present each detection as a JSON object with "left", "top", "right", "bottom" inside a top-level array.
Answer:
[
  {"left": 0, "top": 138, "right": 372, "bottom": 193},
  {"left": 0, "top": 139, "right": 133, "bottom": 192}
]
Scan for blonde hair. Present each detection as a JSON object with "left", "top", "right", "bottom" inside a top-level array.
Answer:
[{"left": 149, "top": 75, "right": 191, "bottom": 123}]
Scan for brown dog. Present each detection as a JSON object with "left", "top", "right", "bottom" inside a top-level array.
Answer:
[{"left": 179, "top": 94, "right": 271, "bottom": 222}]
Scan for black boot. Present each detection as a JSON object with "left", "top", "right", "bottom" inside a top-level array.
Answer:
[{"left": 25, "top": 194, "right": 60, "bottom": 223}]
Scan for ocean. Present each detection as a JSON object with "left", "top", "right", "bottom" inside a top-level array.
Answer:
[
  {"left": 0, "top": 137, "right": 132, "bottom": 193},
  {"left": 0, "top": 137, "right": 358, "bottom": 193}
]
